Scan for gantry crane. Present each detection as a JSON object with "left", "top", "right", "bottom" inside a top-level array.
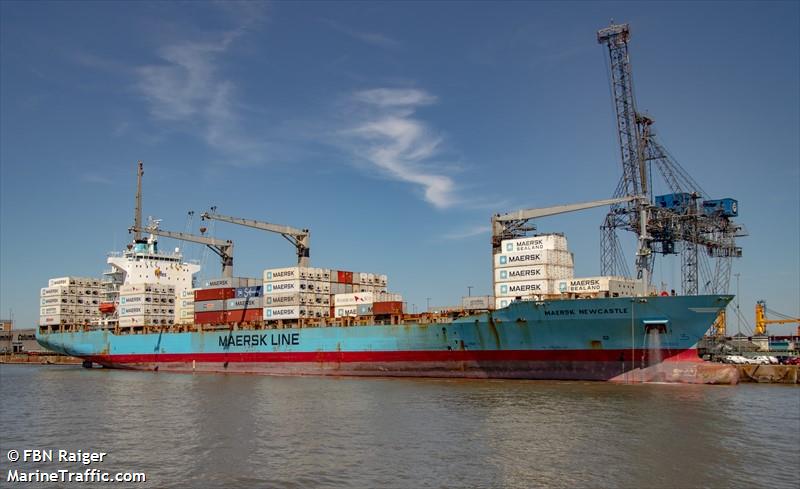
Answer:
[
  {"left": 754, "top": 301, "right": 800, "bottom": 336},
  {"left": 200, "top": 211, "right": 310, "bottom": 267},
  {"left": 596, "top": 23, "right": 746, "bottom": 295},
  {"left": 130, "top": 219, "right": 234, "bottom": 278}
]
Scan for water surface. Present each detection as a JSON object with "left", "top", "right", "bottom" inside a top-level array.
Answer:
[{"left": 1, "top": 365, "right": 797, "bottom": 488}]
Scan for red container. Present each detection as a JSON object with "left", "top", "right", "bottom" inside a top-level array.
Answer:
[
  {"left": 194, "top": 311, "right": 225, "bottom": 324},
  {"left": 373, "top": 301, "right": 403, "bottom": 315},
  {"left": 194, "top": 287, "right": 235, "bottom": 302},
  {"left": 337, "top": 271, "right": 353, "bottom": 284},
  {"left": 224, "top": 309, "right": 262, "bottom": 323}
]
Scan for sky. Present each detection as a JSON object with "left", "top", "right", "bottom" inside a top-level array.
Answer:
[{"left": 1, "top": 1, "right": 798, "bottom": 334}]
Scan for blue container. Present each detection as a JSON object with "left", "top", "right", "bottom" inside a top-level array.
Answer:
[
  {"left": 235, "top": 286, "right": 263, "bottom": 298},
  {"left": 701, "top": 198, "right": 738, "bottom": 218}
]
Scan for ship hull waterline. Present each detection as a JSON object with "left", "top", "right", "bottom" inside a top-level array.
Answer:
[{"left": 37, "top": 295, "right": 739, "bottom": 384}]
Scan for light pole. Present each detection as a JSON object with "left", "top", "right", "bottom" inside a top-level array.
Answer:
[
  {"left": 426, "top": 297, "right": 431, "bottom": 312},
  {"left": 467, "top": 286, "right": 473, "bottom": 297}
]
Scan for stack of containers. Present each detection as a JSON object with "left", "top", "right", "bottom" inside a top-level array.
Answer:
[
  {"left": 193, "top": 277, "right": 263, "bottom": 324},
  {"left": 493, "top": 234, "right": 574, "bottom": 309},
  {"left": 40, "top": 277, "right": 103, "bottom": 326},
  {"left": 226, "top": 285, "right": 263, "bottom": 323},
  {"left": 333, "top": 292, "right": 403, "bottom": 318},
  {"left": 118, "top": 283, "right": 176, "bottom": 328},
  {"left": 262, "top": 267, "right": 390, "bottom": 321},
  {"left": 262, "top": 267, "right": 331, "bottom": 320},
  {"left": 176, "top": 289, "right": 197, "bottom": 324},
  {"left": 193, "top": 285, "right": 235, "bottom": 325}
]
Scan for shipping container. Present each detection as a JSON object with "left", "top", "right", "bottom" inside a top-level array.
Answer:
[
  {"left": 263, "top": 306, "right": 302, "bottom": 320},
  {"left": 337, "top": 270, "right": 353, "bottom": 284},
  {"left": 263, "top": 280, "right": 305, "bottom": 295},
  {"left": 493, "top": 250, "right": 574, "bottom": 269},
  {"left": 373, "top": 301, "right": 403, "bottom": 315},
  {"left": 193, "top": 300, "right": 225, "bottom": 312},
  {"left": 194, "top": 288, "right": 235, "bottom": 302},
  {"left": 263, "top": 267, "right": 306, "bottom": 282},
  {"left": 334, "top": 306, "right": 358, "bottom": 318},
  {"left": 495, "top": 298, "right": 514, "bottom": 309},
  {"left": 193, "top": 311, "right": 226, "bottom": 324},
  {"left": 40, "top": 306, "right": 75, "bottom": 316},
  {"left": 334, "top": 292, "right": 374, "bottom": 306},
  {"left": 203, "top": 277, "right": 251, "bottom": 288},
  {"left": 263, "top": 293, "right": 301, "bottom": 306},
  {"left": 555, "top": 276, "right": 640, "bottom": 296},
  {"left": 495, "top": 279, "right": 560, "bottom": 297},
  {"left": 235, "top": 286, "right": 263, "bottom": 298},
  {"left": 40, "top": 286, "right": 70, "bottom": 297},
  {"left": 180, "top": 288, "right": 198, "bottom": 299},
  {"left": 224, "top": 308, "right": 263, "bottom": 323},
  {"left": 226, "top": 297, "right": 263, "bottom": 310},
  {"left": 461, "top": 296, "right": 493, "bottom": 310},
  {"left": 40, "top": 297, "right": 62, "bottom": 306},
  {"left": 501, "top": 234, "right": 568, "bottom": 254},
  {"left": 48, "top": 276, "right": 97, "bottom": 287},
  {"left": 494, "top": 265, "right": 574, "bottom": 282}
]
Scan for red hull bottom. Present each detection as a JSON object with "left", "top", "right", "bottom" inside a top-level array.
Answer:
[{"left": 86, "top": 349, "right": 738, "bottom": 385}]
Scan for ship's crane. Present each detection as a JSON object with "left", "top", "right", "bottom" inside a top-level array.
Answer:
[
  {"left": 132, "top": 160, "right": 145, "bottom": 243},
  {"left": 754, "top": 301, "right": 800, "bottom": 336},
  {"left": 200, "top": 211, "right": 310, "bottom": 267},
  {"left": 596, "top": 23, "right": 746, "bottom": 295},
  {"left": 130, "top": 219, "right": 234, "bottom": 278},
  {"left": 492, "top": 194, "right": 644, "bottom": 292},
  {"left": 492, "top": 195, "right": 642, "bottom": 249}
]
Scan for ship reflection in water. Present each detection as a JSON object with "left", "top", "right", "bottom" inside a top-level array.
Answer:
[{"left": 1, "top": 365, "right": 797, "bottom": 489}]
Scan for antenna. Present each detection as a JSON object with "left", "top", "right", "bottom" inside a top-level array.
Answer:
[{"left": 133, "top": 160, "right": 144, "bottom": 242}]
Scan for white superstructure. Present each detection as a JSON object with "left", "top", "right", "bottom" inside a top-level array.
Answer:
[{"left": 106, "top": 232, "right": 201, "bottom": 315}]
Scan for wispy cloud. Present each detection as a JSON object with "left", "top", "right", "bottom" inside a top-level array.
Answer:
[
  {"left": 134, "top": 6, "right": 268, "bottom": 166},
  {"left": 81, "top": 173, "right": 114, "bottom": 185},
  {"left": 344, "top": 88, "right": 459, "bottom": 209},
  {"left": 443, "top": 225, "right": 491, "bottom": 240},
  {"left": 322, "top": 19, "right": 401, "bottom": 49}
]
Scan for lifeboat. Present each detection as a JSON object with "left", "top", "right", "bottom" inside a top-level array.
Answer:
[{"left": 99, "top": 302, "right": 116, "bottom": 314}]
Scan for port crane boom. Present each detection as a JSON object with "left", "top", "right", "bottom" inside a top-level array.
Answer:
[
  {"left": 130, "top": 222, "right": 234, "bottom": 278},
  {"left": 200, "top": 212, "right": 310, "bottom": 267},
  {"left": 492, "top": 195, "right": 641, "bottom": 248},
  {"left": 755, "top": 301, "right": 800, "bottom": 336}
]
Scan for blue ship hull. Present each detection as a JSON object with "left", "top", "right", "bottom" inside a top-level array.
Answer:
[{"left": 37, "top": 295, "right": 738, "bottom": 383}]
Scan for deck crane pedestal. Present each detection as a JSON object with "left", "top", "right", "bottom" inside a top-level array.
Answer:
[
  {"left": 200, "top": 212, "right": 310, "bottom": 267},
  {"left": 130, "top": 220, "right": 234, "bottom": 278}
]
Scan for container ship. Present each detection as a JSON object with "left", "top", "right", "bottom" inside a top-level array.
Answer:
[
  {"left": 36, "top": 22, "right": 745, "bottom": 384},
  {"left": 35, "top": 165, "right": 738, "bottom": 384}
]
